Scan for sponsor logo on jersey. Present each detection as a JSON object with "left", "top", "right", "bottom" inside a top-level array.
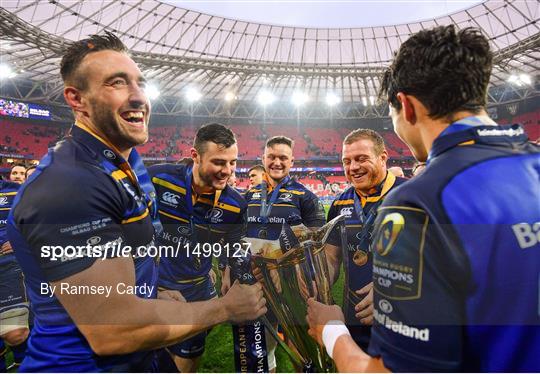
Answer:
[
  {"left": 0, "top": 196, "right": 8, "bottom": 206},
  {"left": 252, "top": 192, "right": 261, "bottom": 199},
  {"left": 161, "top": 191, "right": 180, "bottom": 206},
  {"left": 340, "top": 207, "right": 353, "bottom": 217},
  {"left": 512, "top": 222, "right": 540, "bottom": 249},
  {"left": 378, "top": 299, "right": 393, "bottom": 314},
  {"left": 374, "top": 309, "right": 430, "bottom": 341}
]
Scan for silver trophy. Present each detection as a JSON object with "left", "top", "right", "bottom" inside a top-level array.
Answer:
[{"left": 252, "top": 214, "right": 347, "bottom": 372}]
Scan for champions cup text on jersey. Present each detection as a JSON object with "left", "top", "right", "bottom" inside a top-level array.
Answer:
[
  {"left": 326, "top": 171, "right": 406, "bottom": 350},
  {"left": 368, "top": 117, "right": 540, "bottom": 372},
  {"left": 244, "top": 176, "right": 326, "bottom": 240},
  {"left": 7, "top": 124, "right": 159, "bottom": 372}
]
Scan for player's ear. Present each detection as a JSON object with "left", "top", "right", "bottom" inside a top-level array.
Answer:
[
  {"left": 190, "top": 147, "right": 199, "bottom": 163},
  {"left": 396, "top": 92, "right": 416, "bottom": 125},
  {"left": 64, "top": 86, "right": 87, "bottom": 115}
]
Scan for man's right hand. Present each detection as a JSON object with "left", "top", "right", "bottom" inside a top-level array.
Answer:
[
  {"left": 222, "top": 280, "right": 267, "bottom": 323},
  {"left": 0, "top": 241, "right": 13, "bottom": 255}
]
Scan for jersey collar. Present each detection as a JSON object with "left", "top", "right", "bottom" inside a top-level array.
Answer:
[
  {"left": 355, "top": 171, "right": 396, "bottom": 207},
  {"left": 428, "top": 116, "right": 527, "bottom": 162}
]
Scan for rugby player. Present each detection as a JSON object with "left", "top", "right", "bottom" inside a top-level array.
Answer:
[
  {"left": 0, "top": 180, "right": 29, "bottom": 371},
  {"left": 247, "top": 164, "right": 265, "bottom": 189},
  {"left": 8, "top": 164, "right": 26, "bottom": 184},
  {"left": 307, "top": 25, "right": 539, "bottom": 372},
  {"left": 324, "top": 129, "right": 406, "bottom": 351},
  {"left": 148, "top": 123, "right": 247, "bottom": 372},
  {"left": 240, "top": 136, "right": 326, "bottom": 372},
  {"left": 7, "top": 32, "right": 266, "bottom": 371}
]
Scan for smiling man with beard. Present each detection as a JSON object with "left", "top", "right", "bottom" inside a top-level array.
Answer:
[
  {"left": 148, "top": 123, "right": 250, "bottom": 372},
  {"left": 7, "top": 33, "right": 266, "bottom": 371},
  {"left": 324, "top": 129, "right": 407, "bottom": 351}
]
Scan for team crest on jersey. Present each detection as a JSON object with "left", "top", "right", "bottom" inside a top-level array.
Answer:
[
  {"left": 0, "top": 196, "right": 8, "bottom": 205},
  {"left": 177, "top": 225, "right": 191, "bottom": 236},
  {"left": 278, "top": 192, "right": 293, "bottom": 202},
  {"left": 103, "top": 149, "right": 116, "bottom": 160},
  {"left": 205, "top": 208, "right": 224, "bottom": 223},
  {"left": 340, "top": 207, "right": 353, "bottom": 217}
]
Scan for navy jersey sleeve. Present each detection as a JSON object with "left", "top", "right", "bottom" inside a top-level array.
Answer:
[
  {"left": 367, "top": 188, "right": 469, "bottom": 372},
  {"left": 10, "top": 166, "right": 129, "bottom": 282},
  {"left": 300, "top": 190, "right": 326, "bottom": 228}
]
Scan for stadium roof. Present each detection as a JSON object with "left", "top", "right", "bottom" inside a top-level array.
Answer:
[{"left": 0, "top": 0, "right": 538, "bottom": 120}]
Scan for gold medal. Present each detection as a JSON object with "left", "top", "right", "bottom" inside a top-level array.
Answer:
[{"left": 353, "top": 249, "right": 368, "bottom": 266}]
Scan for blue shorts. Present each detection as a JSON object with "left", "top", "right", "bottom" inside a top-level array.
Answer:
[
  {"left": 162, "top": 278, "right": 217, "bottom": 358},
  {"left": 0, "top": 259, "right": 28, "bottom": 314}
]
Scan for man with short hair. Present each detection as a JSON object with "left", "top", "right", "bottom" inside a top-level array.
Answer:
[
  {"left": 247, "top": 164, "right": 265, "bottom": 189},
  {"left": 148, "top": 123, "right": 248, "bottom": 372},
  {"left": 307, "top": 25, "right": 539, "bottom": 372},
  {"left": 0, "top": 180, "right": 29, "bottom": 371},
  {"left": 8, "top": 32, "right": 266, "bottom": 371},
  {"left": 9, "top": 164, "right": 26, "bottom": 184},
  {"left": 324, "top": 129, "right": 406, "bottom": 351},
  {"left": 239, "top": 136, "right": 326, "bottom": 372}
]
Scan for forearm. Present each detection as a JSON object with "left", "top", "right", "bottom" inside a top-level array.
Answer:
[
  {"left": 84, "top": 295, "right": 230, "bottom": 355},
  {"left": 332, "top": 334, "right": 388, "bottom": 372}
]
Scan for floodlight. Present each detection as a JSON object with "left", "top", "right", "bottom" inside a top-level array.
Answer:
[
  {"left": 0, "top": 64, "right": 16, "bottom": 79},
  {"left": 258, "top": 90, "right": 275, "bottom": 106},
  {"left": 144, "top": 84, "right": 160, "bottom": 100},
  {"left": 325, "top": 92, "right": 341, "bottom": 106},
  {"left": 291, "top": 91, "right": 309, "bottom": 106},
  {"left": 185, "top": 88, "right": 202, "bottom": 102}
]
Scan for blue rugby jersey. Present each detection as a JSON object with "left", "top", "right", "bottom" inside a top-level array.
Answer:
[
  {"left": 326, "top": 172, "right": 406, "bottom": 349},
  {"left": 369, "top": 118, "right": 540, "bottom": 372},
  {"left": 148, "top": 162, "right": 247, "bottom": 289},
  {"left": 7, "top": 124, "right": 159, "bottom": 372},
  {"left": 0, "top": 180, "right": 20, "bottom": 266},
  {"left": 244, "top": 176, "right": 326, "bottom": 240}
]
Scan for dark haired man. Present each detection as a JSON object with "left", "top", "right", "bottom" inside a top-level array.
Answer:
[
  {"left": 240, "top": 136, "right": 326, "bottom": 371},
  {"left": 307, "top": 25, "right": 539, "bottom": 372},
  {"left": 148, "top": 123, "right": 248, "bottom": 372},
  {"left": 324, "top": 129, "right": 406, "bottom": 352},
  {"left": 247, "top": 164, "right": 265, "bottom": 189},
  {"left": 0, "top": 180, "right": 29, "bottom": 371},
  {"left": 7, "top": 33, "right": 265, "bottom": 371},
  {"left": 9, "top": 164, "right": 26, "bottom": 184}
]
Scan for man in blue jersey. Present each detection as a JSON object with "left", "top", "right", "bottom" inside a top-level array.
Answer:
[
  {"left": 7, "top": 32, "right": 266, "bottom": 371},
  {"left": 307, "top": 25, "right": 539, "bottom": 372},
  {"left": 149, "top": 123, "right": 247, "bottom": 372},
  {"left": 240, "top": 136, "right": 326, "bottom": 372},
  {"left": 325, "top": 129, "right": 406, "bottom": 351},
  {"left": 0, "top": 180, "right": 29, "bottom": 371}
]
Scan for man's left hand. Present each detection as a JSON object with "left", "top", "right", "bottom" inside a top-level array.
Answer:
[{"left": 306, "top": 297, "right": 345, "bottom": 346}]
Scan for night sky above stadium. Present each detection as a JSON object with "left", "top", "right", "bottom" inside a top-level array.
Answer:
[{"left": 168, "top": 0, "right": 482, "bottom": 28}]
